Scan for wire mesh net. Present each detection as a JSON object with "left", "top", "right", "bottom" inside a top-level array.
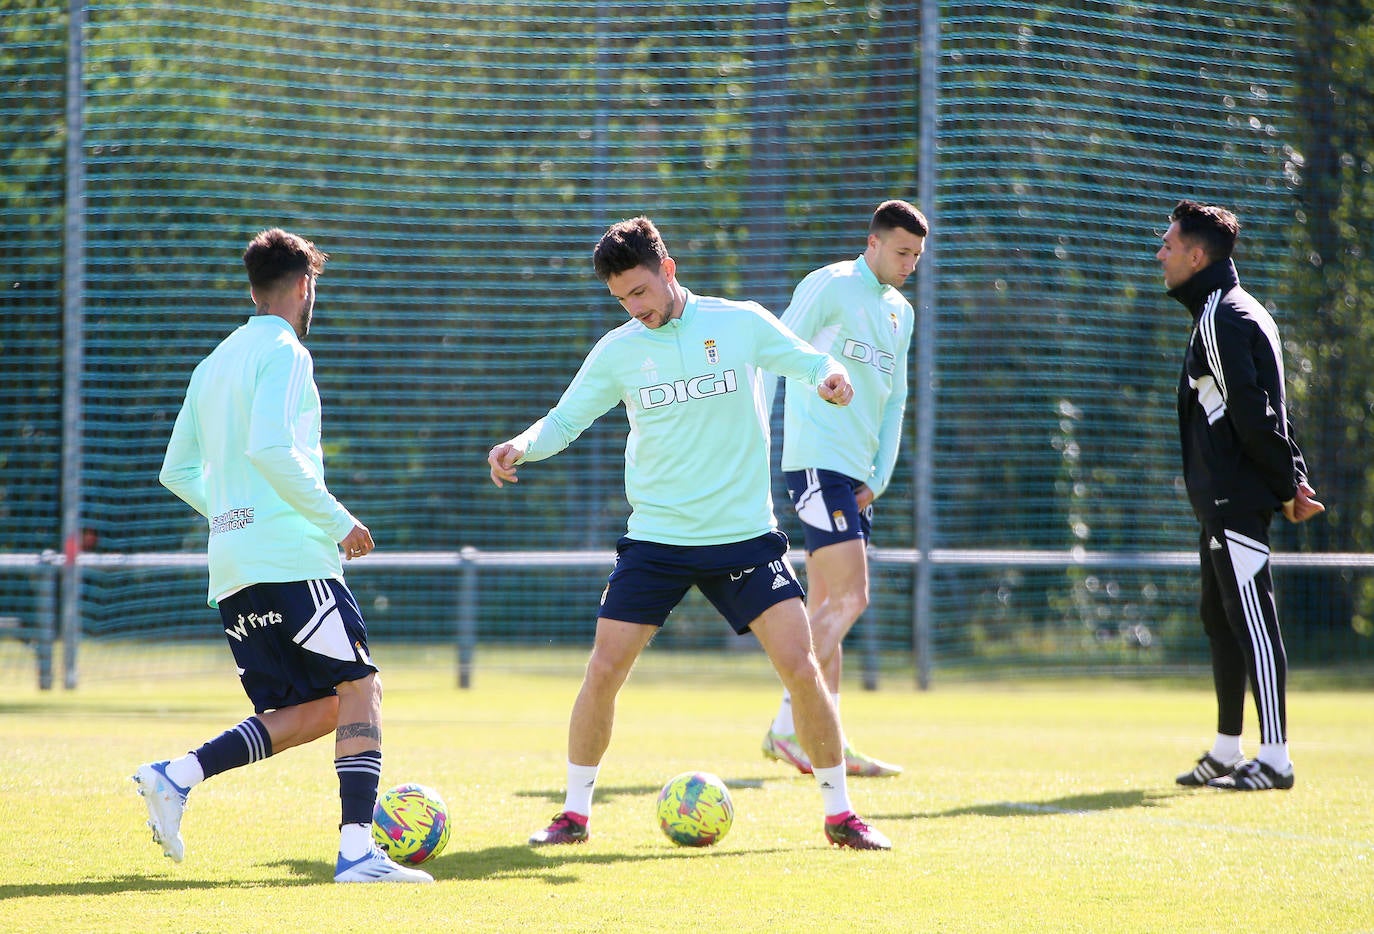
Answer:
[{"left": 3, "top": 1, "right": 1365, "bottom": 686}]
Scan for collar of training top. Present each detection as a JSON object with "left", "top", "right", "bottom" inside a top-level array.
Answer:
[{"left": 1168, "top": 258, "right": 1240, "bottom": 314}]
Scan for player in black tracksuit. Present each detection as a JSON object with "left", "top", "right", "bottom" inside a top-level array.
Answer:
[{"left": 1158, "top": 200, "right": 1324, "bottom": 792}]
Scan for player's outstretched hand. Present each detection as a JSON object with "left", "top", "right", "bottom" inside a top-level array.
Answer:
[
  {"left": 1283, "top": 481, "right": 1325, "bottom": 523},
  {"left": 488, "top": 442, "right": 523, "bottom": 488},
  {"left": 341, "top": 523, "right": 374, "bottom": 561},
  {"left": 818, "top": 373, "right": 854, "bottom": 407}
]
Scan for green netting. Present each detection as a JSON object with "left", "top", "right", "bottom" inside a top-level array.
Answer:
[
  {"left": 1, "top": 4, "right": 66, "bottom": 664},
  {"left": 2, "top": 1, "right": 1370, "bottom": 686},
  {"left": 1, "top": 4, "right": 65, "bottom": 547},
  {"left": 930, "top": 2, "right": 1302, "bottom": 670}
]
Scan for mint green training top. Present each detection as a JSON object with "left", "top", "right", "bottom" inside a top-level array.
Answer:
[
  {"left": 160, "top": 314, "right": 358, "bottom": 606},
  {"left": 775, "top": 254, "right": 914, "bottom": 499},
  {"left": 514, "top": 289, "right": 847, "bottom": 546}
]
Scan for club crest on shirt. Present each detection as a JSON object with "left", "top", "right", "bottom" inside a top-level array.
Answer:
[
  {"left": 704, "top": 339, "right": 719, "bottom": 365},
  {"left": 890, "top": 312, "right": 899, "bottom": 333}
]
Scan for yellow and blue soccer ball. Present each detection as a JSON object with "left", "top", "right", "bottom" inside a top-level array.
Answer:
[
  {"left": 372, "top": 782, "right": 451, "bottom": 864},
  {"left": 656, "top": 771, "right": 733, "bottom": 847}
]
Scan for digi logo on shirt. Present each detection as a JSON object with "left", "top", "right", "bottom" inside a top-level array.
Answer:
[
  {"left": 842, "top": 339, "right": 895, "bottom": 374},
  {"left": 638, "top": 369, "right": 739, "bottom": 409}
]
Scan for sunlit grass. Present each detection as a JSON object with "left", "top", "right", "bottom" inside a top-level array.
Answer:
[{"left": 3, "top": 655, "right": 1370, "bottom": 932}]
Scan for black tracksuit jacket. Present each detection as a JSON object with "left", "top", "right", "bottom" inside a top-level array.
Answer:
[{"left": 1171, "top": 259, "right": 1308, "bottom": 522}]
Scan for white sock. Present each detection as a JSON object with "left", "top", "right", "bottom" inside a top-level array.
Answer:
[
  {"left": 339, "top": 822, "right": 373, "bottom": 859},
  {"left": 563, "top": 762, "right": 599, "bottom": 818},
  {"left": 1210, "top": 733, "right": 1242, "bottom": 764},
  {"left": 1257, "top": 742, "right": 1291, "bottom": 773},
  {"left": 771, "top": 691, "right": 795, "bottom": 735},
  {"left": 813, "top": 763, "right": 853, "bottom": 818},
  {"left": 164, "top": 753, "right": 205, "bottom": 790}
]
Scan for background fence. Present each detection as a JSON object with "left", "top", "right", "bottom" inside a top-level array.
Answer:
[{"left": 3, "top": 1, "right": 1371, "bottom": 688}]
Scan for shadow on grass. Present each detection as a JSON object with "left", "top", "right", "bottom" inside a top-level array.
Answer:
[
  {"left": 427, "top": 841, "right": 788, "bottom": 884},
  {"left": 890, "top": 787, "right": 1187, "bottom": 821},
  {"left": 12, "top": 845, "right": 778, "bottom": 897},
  {"left": 0, "top": 875, "right": 263, "bottom": 899},
  {"left": 262, "top": 845, "right": 742, "bottom": 887},
  {"left": 0, "top": 841, "right": 781, "bottom": 898},
  {"left": 513, "top": 775, "right": 773, "bottom": 805}
]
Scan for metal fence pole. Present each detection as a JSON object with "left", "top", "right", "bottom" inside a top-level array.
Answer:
[
  {"left": 912, "top": 0, "right": 939, "bottom": 690},
  {"left": 60, "top": 0, "right": 87, "bottom": 690},
  {"left": 456, "top": 547, "right": 478, "bottom": 689},
  {"left": 860, "top": 608, "right": 879, "bottom": 690},
  {"left": 36, "top": 558, "right": 58, "bottom": 690}
]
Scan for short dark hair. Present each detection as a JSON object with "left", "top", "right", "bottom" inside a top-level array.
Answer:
[
  {"left": 243, "top": 228, "right": 328, "bottom": 291},
  {"left": 593, "top": 216, "right": 668, "bottom": 282},
  {"left": 869, "top": 199, "right": 929, "bottom": 238},
  {"left": 1169, "top": 200, "right": 1239, "bottom": 263}
]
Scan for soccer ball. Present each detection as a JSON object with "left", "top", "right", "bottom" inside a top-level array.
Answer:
[
  {"left": 372, "top": 782, "right": 451, "bottom": 864},
  {"left": 656, "top": 771, "right": 733, "bottom": 847}
]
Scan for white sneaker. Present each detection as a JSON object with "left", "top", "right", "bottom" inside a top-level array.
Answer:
[
  {"left": 844, "top": 746, "right": 904, "bottom": 778},
  {"left": 761, "top": 728, "right": 813, "bottom": 774},
  {"left": 334, "top": 846, "right": 434, "bottom": 883},
  {"left": 132, "top": 761, "right": 189, "bottom": 862}
]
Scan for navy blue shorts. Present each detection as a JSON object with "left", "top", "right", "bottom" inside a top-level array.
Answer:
[
  {"left": 217, "top": 578, "right": 378, "bottom": 713},
  {"left": 598, "top": 530, "right": 805, "bottom": 634},
  {"left": 784, "top": 468, "right": 873, "bottom": 553}
]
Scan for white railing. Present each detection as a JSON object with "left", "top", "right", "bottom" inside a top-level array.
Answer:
[{"left": 6, "top": 548, "right": 1373, "bottom": 690}]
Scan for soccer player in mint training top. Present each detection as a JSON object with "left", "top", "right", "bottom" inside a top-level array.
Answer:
[
  {"left": 488, "top": 216, "right": 891, "bottom": 850},
  {"left": 136, "top": 228, "right": 431, "bottom": 883},
  {"left": 1159, "top": 199, "right": 1324, "bottom": 792},
  {"left": 761, "top": 200, "right": 927, "bottom": 779}
]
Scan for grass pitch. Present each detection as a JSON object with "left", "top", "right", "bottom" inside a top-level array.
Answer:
[{"left": 2, "top": 651, "right": 1371, "bottom": 933}]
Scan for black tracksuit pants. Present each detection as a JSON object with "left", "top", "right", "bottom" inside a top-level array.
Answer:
[{"left": 1198, "top": 510, "right": 1287, "bottom": 744}]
